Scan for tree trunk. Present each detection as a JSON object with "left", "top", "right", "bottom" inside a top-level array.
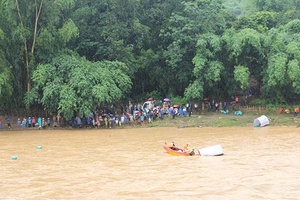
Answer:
[
  {"left": 32, "top": 0, "right": 43, "bottom": 55},
  {"left": 15, "top": 0, "right": 30, "bottom": 92},
  {"left": 15, "top": 0, "right": 43, "bottom": 92}
]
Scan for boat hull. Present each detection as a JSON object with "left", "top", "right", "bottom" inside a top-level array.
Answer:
[
  {"left": 163, "top": 146, "right": 189, "bottom": 156},
  {"left": 198, "top": 144, "right": 224, "bottom": 156}
]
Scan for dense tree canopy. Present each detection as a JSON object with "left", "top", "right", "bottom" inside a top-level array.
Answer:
[
  {"left": 26, "top": 54, "right": 132, "bottom": 119},
  {"left": 0, "top": 0, "right": 300, "bottom": 116}
]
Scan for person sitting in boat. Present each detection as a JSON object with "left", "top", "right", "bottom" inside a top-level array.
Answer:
[
  {"left": 183, "top": 144, "right": 195, "bottom": 156},
  {"left": 189, "top": 149, "right": 195, "bottom": 156},
  {"left": 183, "top": 144, "right": 189, "bottom": 152},
  {"left": 165, "top": 142, "right": 181, "bottom": 151}
]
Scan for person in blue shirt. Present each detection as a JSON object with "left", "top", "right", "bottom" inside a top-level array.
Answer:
[
  {"left": 38, "top": 117, "right": 42, "bottom": 130},
  {"left": 28, "top": 117, "right": 32, "bottom": 128},
  {"left": 22, "top": 118, "right": 27, "bottom": 128}
]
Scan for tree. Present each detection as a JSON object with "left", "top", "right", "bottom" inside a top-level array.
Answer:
[
  {"left": 0, "top": 0, "right": 78, "bottom": 111},
  {"left": 254, "top": 0, "right": 299, "bottom": 12},
  {"left": 161, "top": 0, "right": 226, "bottom": 98},
  {"left": 26, "top": 54, "right": 132, "bottom": 120},
  {"left": 234, "top": 11, "right": 277, "bottom": 32},
  {"left": 186, "top": 27, "right": 266, "bottom": 100},
  {"left": 14, "top": 0, "right": 43, "bottom": 92},
  {"left": 0, "top": 28, "right": 13, "bottom": 111},
  {"left": 263, "top": 20, "right": 300, "bottom": 102},
  {"left": 234, "top": 65, "right": 250, "bottom": 91}
]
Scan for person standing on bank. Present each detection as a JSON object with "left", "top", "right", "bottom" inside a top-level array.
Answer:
[
  {"left": 5, "top": 115, "right": 12, "bottom": 129},
  {"left": 186, "top": 102, "right": 192, "bottom": 117},
  {"left": 38, "top": 117, "right": 42, "bottom": 130},
  {"left": 28, "top": 117, "right": 32, "bottom": 128}
]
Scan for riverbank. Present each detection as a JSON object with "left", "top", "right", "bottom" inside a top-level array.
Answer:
[
  {"left": 1, "top": 110, "right": 299, "bottom": 131},
  {"left": 150, "top": 112, "right": 300, "bottom": 128}
]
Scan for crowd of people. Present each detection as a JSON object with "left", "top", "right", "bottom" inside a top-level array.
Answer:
[
  {"left": 0, "top": 99, "right": 196, "bottom": 130},
  {"left": 0, "top": 116, "right": 54, "bottom": 130},
  {"left": 0, "top": 96, "right": 243, "bottom": 130}
]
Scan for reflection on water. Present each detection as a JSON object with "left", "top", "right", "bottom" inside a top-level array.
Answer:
[{"left": 0, "top": 127, "right": 299, "bottom": 200}]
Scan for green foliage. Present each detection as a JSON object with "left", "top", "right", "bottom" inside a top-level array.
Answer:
[
  {"left": 284, "top": 19, "right": 300, "bottom": 34},
  {"left": 58, "top": 19, "right": 79, "bottom": 44},
  {"left": 3, "top": 0, "right": 300, "bottom": 114},
  {"left": 266, "top": 53, "right": 287, "bottom": 86},
  {"left": 223, "top": 0, "right": 259, "bottom": 16},
  {"left": 0, "top": 68, "right": 12, "bottom": 96},
  {"left": 233, "top": 28, "right": 263, "bottom": 57},
  {"left": 0, "top": 28, "right": 4, "bottom": 40},
  {"left": 160, "top": 0, "right": 226, "bottom": 97},
  {"left": 58, "top": 85, "right": 77, "bottom": 120},
  {"left": 287, "top": 59, "right": 300, "bottom": 93},
  {"left": 192, "top": 33, "right": 225, "bottom": 93},
  {"left": 0, "top": 45, "right": 13, "bottom": 109},
  {"left": 235, "top": 11, "right": 277, "bottom": 32},
  {"left": 234, "top": 65, "right": 250, "bottom": 90},
  {"left": 54, "top": 0, "right": 75, "bottom": 10},
  {"left": 144, "top": 90, "right": 161, "bottom": 102},
  {"left": 223, "top": 0, "right": 243, "bottom": 15},
  {"left": 254, "top": 0, "right": 297, "bottom": 12},
  {"left": 249, "top": 97, "right": 287, "bottom": 106},
  {"left": 36, "top": 29, "right": 56, "bottom": 60},
  {"left": 27, "top": 54, "right": 132, "bottom": 120},
  {"left": 169, "top": 96, "right": 187, "bottom": 106},
  {"left": 249, "top": 98, "right": 268, "bottom": 106},
  {"left": 184, "top": 80, "right": 204, "bottom": 100},
  {"left": 191, "top": 28, "right": 263, "bottom": 100}
]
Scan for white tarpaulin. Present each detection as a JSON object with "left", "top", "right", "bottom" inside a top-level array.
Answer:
[
  {"left": 198, "top": 144, "right": 224, "bottom": 156},
  {"left": 253, "top": 115, "right": 269, "bottom": 127}
]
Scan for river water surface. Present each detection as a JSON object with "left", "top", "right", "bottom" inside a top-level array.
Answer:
[{"left": 0, "top": 127, "right": 299, "bottom": 200}]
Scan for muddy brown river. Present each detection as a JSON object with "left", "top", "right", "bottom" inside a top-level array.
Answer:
[{"left": 0, "top": 127, "right": 299, "bottom": 200}]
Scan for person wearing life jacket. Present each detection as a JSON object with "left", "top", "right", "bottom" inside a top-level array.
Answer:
[{"left": 166, "top": 142, "right": 180, "bottom": 151}]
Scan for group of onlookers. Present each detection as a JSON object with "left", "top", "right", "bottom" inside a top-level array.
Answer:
[
  {"left": 0, "top": 116, "right": 53, "bottom": 130},
  {"left": 202, "top": 96, "right": 240, "bottom": 112},
  {"left": 0, "top": 99, "right": 203, "bottom": 130}
]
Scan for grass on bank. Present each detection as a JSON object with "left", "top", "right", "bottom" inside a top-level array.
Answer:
[{"left": 150, "top": 110, "right": 300, "bottom": 128}]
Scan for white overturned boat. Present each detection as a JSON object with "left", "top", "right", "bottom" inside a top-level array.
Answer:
[{"left": 198, "top": 144, "right": 224, "bottom": 156}]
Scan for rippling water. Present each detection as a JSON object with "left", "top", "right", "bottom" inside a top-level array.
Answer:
[{"left": 0, "top": 127, "right": 299, "bottom": 200}]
